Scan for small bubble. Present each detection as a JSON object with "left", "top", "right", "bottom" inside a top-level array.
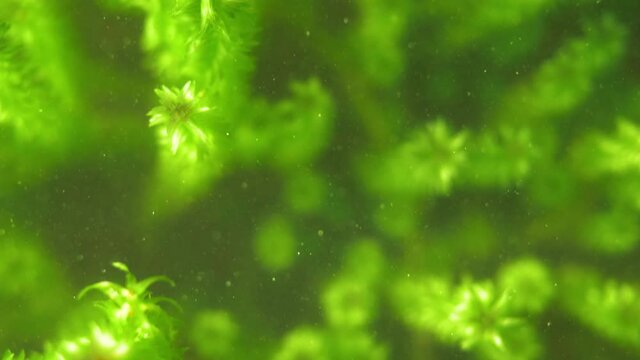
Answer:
[
  {"left": 343, "top": 17, "right": 349, "bottom": 24},
  {"left": 272, "top": 277, "right": 276, "bottom": 282},
  {"left": 305, "top": 30, "right": 310, "bottom": 37},
  {"left": 196, "top": 272, "right": 205, "bottom": 282},
  {"left": 317, "top": 230, "right": 324, "bottom": 237},
  {"left": 225, "top": 280, "right": 232, "bottom": 287}
]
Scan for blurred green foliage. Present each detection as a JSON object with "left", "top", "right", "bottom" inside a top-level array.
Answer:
[
  {"left": 2, "top": 0, "right": 640, "bottom": 359},
  {"left": 189, "top": 310, "right": 238, "bottom": 359}
]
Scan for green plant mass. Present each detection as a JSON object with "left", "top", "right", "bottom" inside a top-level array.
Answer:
[{"left": 3, "top": 0, "right": 640, "bottom": 359}]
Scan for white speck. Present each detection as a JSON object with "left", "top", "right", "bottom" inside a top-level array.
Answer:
[
  {"left": 272, "top": 277, "right": 276, "bottom": 282},
  {"left": 317, "top": 230, "right": 324, "bottom": 237},
  {"left": 225, "top": 280, "right": 232, "bottom": 287},
  {"left": 343, "top": 17, "right": 349, "bottom": 24},
  {"left": 305, "top": 30, "right": 310, "bottom": 37}
]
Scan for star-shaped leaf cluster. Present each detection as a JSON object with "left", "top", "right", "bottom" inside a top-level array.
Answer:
[{"left": 148, "top": 81, "right": 213, "bottom": 155}]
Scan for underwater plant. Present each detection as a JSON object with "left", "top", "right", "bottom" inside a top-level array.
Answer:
[
  {"left": 2, "top": 262, "right": 178, "bottom": 359},
  {"left": 2, "top": 0, "right": 640, "bottom": 359}
]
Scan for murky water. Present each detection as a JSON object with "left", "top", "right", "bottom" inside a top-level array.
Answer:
[{"left": 2, "top": 1, "right": 640, "bottom": 359}]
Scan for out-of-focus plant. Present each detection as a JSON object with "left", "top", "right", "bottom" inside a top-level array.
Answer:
[
  {"left": 190, "top": 310, "right": 239, "bottom": 359},
  {"left": 393, "top": 258, "right": 552, "bottom": 359},
  {"left": 363, "top": 118, "right": 468, "bottom": 197},
  {"left": 0, "top": 234, "right": 70, "bottom": 350},
  {"left": 561, "top": 267, "right": 640, "bottom": 349}
]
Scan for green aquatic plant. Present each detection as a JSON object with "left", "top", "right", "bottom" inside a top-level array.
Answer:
[
  {"left": 0, "top": 235, "right": 70, "bottom": 350},
  {"left": 189, "top": 310, "right": 239, "bottom": 359},
  {"left": 393, "top": 261, "right": 549, "bottom": 360},
  {"left": 2, "top": 263, "right": 179, "bottom": 360},
  {"left": 273, "top": 327, "right": 328, "bottom": 360},
  {"left": 364, "top": 118, "right": 468, "bottom": 197},
  {"left": 560, "top": 267, "right": 640, "bottom": 349},
  {"left": 253, "top": 214, "right": 297, "bottom": 272},
  {"left": 3, "top": 0, "right": 640, "bottom": 359},
  {"left": 148, "top": 81, "right": 213, "bottom": 155}
]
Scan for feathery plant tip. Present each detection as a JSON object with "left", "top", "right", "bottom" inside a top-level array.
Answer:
[{"left": 148, "top": 81, "right": 213, "bottom": 154}]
